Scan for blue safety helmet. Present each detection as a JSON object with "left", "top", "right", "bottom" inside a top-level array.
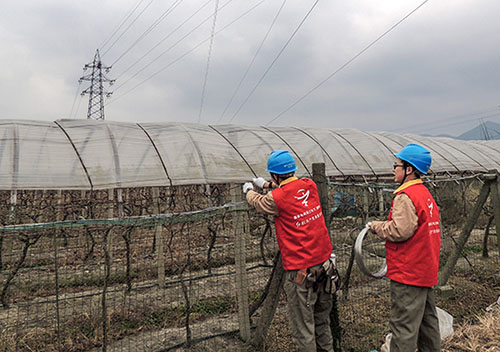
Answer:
[
  {"left": 394, "top": 144, "right": 432, "bottom": 175},
  {"left": 266, "top": 150, "right": 297, "bottom": 174}
]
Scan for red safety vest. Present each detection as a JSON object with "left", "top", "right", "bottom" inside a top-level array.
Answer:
[
  {"left": 272, "top": 178, "right": 332, "bottom": 270},
  {"left": 386, "top": 182, "right": 441, "bottom": 287}
]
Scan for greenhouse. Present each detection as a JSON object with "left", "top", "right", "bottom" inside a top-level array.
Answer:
[{"left": 0, "top": 119, "right": 499, "bottom": 190}]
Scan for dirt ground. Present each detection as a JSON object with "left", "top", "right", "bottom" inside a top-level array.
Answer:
[{"left": 189, "top": 257, "right": 499, "bottom": 352}]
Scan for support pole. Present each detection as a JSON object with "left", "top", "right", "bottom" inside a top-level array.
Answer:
[
  {"left": 249, "top": 252, "right": 285, "bottom": 349},
  {"left": 378, "top": 188, "right": 385, "bottom": 217},
  {"left": 313, "top": 163, "right": 341, "bottom": 352},
  {"left": 362, "top": 189, "right": 369, "bottom": 223},
  {"left": 231, "top": 186, "right": 250, "bottom": 342},
  {"left": 312, "top": 163, "right": 331, "bottom": 238},
  {"left": 54, "top": 190, "right": 62, "bottom": 351},
  {"left": 487, "top": 171, "right": 500, "bottom": 257},
  {"left": 438, "top": 179, "right": 490, "bottom": 286},
  {"left": 107, "top": 189, "right": 114, "bottom": 265},
  {"left": 152, "top": 187, "right": 165, "bottom": 288}
]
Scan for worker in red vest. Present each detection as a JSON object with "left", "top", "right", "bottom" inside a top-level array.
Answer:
[
  {"left": 369, "top": 144, "right": 441, "bottom": 352},
  {"left": 243, "top": 150, "right": 337, "bottom": 352}
]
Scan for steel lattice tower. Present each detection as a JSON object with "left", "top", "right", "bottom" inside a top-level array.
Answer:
[{"left": 79, "top": 50, "right": 114, "bottom": 120}]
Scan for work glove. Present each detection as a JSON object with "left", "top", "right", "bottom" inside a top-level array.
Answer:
[
  {"left": 252, "top": 177, "right": 267, "bottom": 188},
  {"left": 242, "top": 182, "right": 254, "bottom": 194},
  {"left": 366, "top": 221, "right": 376, "bottom": 234}
]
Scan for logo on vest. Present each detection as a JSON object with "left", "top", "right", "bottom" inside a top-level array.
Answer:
[
  {"left": 427, "top": 198, "right": 434, "bottom": 218},
  {"left": 294, "top": 189, "right": 310, "bottom": 207}
]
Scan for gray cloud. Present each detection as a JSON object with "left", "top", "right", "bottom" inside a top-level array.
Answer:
[{"left": 0, "top": 0, "right": 499, "bottom": 136}]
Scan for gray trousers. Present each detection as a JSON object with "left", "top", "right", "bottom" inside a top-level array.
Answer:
[
  {"left": 389, "top": 280, "right": 440, "bottom": 352},
  {"left": 284, "top": 263, "right": 334, "bottom": 352}
]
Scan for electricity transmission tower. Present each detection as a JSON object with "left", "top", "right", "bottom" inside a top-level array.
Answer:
[{"left": 79, "top": 50, "right": 114, "bottom": 120}]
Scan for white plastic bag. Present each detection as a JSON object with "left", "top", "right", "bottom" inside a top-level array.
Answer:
[
  {"left": 436, "top": 306, "right": 454, "bottom": 339},
  {"left": 379, "top": 307, "right": 454, "bottom": 352}
]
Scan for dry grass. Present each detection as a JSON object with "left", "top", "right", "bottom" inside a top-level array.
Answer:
[{"left": 442, "top": 305, "right": 500, "bottom": 352}]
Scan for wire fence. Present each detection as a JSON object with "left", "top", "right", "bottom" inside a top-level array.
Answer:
[{"left": 0, "top": 173, "right": 498, "bottom": 351}]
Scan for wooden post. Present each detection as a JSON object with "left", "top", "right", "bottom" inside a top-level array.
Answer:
[
  {"left": 249, "top": 252, "right": 285, "bottom": 349},
  {"left": 107, "top": 189, "right": 114, "bottom": 265},
  {"left": 54, "top": 190, "right": 62, "bottom": 350},
  {"left": 312, "top": 163, "right": 341, "bottom": 352},
  {"left": 313, "top": 163, "right": 331, "bottom": 238},
  {"left": 438, "top": 180, "right": 490, "bottom": 286},
  {"left": 117, "top": 189, "right": 124, "bottom": 218},
  {"left": 378, "top": 188, "right": 385, "bottom": 217},
  {"left": 231, "top": 186, "right": 250, "bottom": 341},
  {"left": 487, "top": 171, "right": 500, "bottom": 257},
  {"left": 362, "top": 189, "right": 369, "bottom": 223},
  {"left": 80, "top": 190, "right": 86, "bottom": 247},
  {"left": 9, "top": 190, "right": 17, "bottom": 223},
  {"left": 1, "top": 191, "right": 17, "bottom": 273},
  {"left": 152, "top": 187, "right": 165, "bottom": 288}
]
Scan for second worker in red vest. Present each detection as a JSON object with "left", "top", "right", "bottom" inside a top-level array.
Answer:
[
  {"left": 243, "top": 150, "right": 336, "bottom": 352},
  {"left": 369, "top": 144, "right": 441, "bottom": 352}
]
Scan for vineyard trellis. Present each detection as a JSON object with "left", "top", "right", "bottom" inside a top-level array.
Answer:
[{"left": 0, "top": 166, "right": 499, "bottom": 351}]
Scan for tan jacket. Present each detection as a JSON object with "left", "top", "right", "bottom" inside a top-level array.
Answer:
[
  {"left": 370, "top": 192, "right": 418, "bottom": 242},
  {"left": 245, "top": 177, "right": 298, "bottom": 216},
  {"left": 246, "top": 190, "right": 278, "bottom": 216}
]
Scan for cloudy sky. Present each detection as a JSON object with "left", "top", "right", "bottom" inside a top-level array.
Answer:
[{"left": 1, "top": 0, "right": 499, "bottom": 136}]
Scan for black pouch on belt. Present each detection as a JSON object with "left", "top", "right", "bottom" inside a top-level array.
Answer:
[
  {"left": 323, "top": 260, "right": 341, "bottom": 294},
  {"left": 305, "top": 266, "right": 326, "bottom": 290}
]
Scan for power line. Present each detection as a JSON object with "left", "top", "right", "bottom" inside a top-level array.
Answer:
[
  {"left": 216, "top": 0, "right": 287, "bottom": 124},
  {"left": 404, "top": 112, "right": 500, "bottom": 134},
  {"left": 389, "top": 106, "right": 500, "bottom": 132},
  {"left": 99, "top": 0, "right": 147, "bottom": 52},
  {"left": 68, "top": 81, "right": 82, "bottom": 118},
  {"left": 107, "top": 0, "right": 267, "bottom": 106},
  {"left": 101, "top": 0, "right": 156, "bottom": 58},
  {"left": 74, "top": 95, "right": 84, "bottom": 119},
  {"left": 265, "top": 0, "right": 429, "bottom": 126},
  {"left": 113, "top": 0, "right": 213, "bottom": 82},
  {"left": 198, "top": 0, "right": 221, "bottom": 123},
  {"left": 227, "top": 0, "right": 320, "bottom": 124},
  {"left": 112, "top": 0, "right": 236, "bottom": 93},
  {"left": 110, "top": 0, "right": 185, "bottom": 67}
]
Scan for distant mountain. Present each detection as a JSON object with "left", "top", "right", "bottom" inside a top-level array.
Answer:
[
  {"left": 456, "top": 121, "right": 500, "bottom": 140},
  {"left": 421, "top": 121, "right": 500, "bottom": 140},
  {"left": 422, "top": 133, "right": 455, "bottom": 139}
]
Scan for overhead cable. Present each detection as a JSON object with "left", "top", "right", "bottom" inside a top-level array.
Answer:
[
  {"left": 112, "top": 0, "right": 237, "bottom": 93},
  {"left": 265, "top": 0, "right": 429, "bottom": 126},
  {"left": 107, "top": 0, "right": 267, "bottom": 105},
  {"left": 74, "top": 95, "right": 84, "bottom": 119},
  {"left": 113, "top": 0, "right": 213, "bottom": 82},
  {"left": 111, "top": 0, "right": 185, "bottom": 67},
  {"left": 388, "top": 106, "right": 500, "bottom": 133},
  {"left": 68, "top": 81, "right": 82, "bottom": 118},
  {"left": 101, "top": 0, "right": 156, "bottom": 58},
  {"left": 99, "top": 0, "right": 146, "bottom": 52},
  {"left": 407, "top": 112, "right": 500, "bottom": 134},
  {"left": 227, "top": 0, "right": 320, "bottom": 124},
  {"left": 216, "top": 0, "right": 288, "bottom": 124},
  {"left": 198, "top": 0, "right": 221, "bottom": 123}
]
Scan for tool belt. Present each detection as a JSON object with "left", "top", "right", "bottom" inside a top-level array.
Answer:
[{"left": 295, "top": 260, "right": 340, "bottom": 294}]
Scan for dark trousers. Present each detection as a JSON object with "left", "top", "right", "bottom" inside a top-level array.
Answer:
[
  {"left": 389, "top": 280, "right": 440, "bottom": 352},
  {"left": 284, "top": 263, "right": 334, "bottom": 352}
]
